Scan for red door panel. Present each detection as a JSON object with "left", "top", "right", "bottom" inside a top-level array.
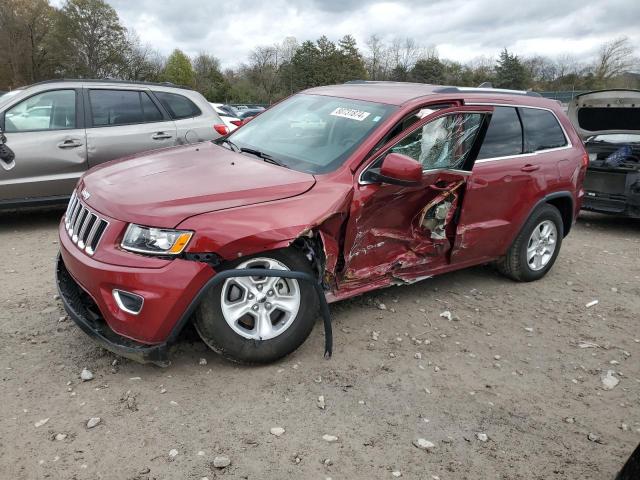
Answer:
[{"left": 451, "top": 153, "right": 558, "bottom": 264}]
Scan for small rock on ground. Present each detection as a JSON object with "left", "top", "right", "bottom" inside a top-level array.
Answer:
[
  {"left": 412, "top": 438, "right": 435, "bottom": 450},
  {"left": 80, "top": 368, "right": 94, "bottom": 382},
  {"left": 86, "top": 417, "right": 101, "bottom": 429},
  {"left": 270, "top": 427, "right": 285, "bottom": 437},
  {"left": 322, "top": 434, "right": 338, "bottom": 443},
  {"left": 213, "top": 455, "right": 231, "bottom": 468}
]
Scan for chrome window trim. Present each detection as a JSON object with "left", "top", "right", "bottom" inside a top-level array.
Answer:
[{"left": 466, "top": 102, "right": 573, "bottom": 164}]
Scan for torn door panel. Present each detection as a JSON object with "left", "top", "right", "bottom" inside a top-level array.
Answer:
[{"left": 341, "top": 180, "right": 465, "bottom": 285}]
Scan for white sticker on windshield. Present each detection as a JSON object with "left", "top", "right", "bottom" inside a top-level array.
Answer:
[{"left": 330, "top": 107, "right": 371, "bottom": 121}]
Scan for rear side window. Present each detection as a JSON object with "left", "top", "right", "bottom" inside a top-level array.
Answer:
[
  {"left": 520, "top": 108, "right": 567, "bottom": 152},
  {"left": 154, "top": 92, "right": 201, "bottom": 119},
  {"left": 90, "top": 90, "right": 164, "bottom": 126},
  {"left": 477, "top": 107, "right": 522, "bottom": 159}
]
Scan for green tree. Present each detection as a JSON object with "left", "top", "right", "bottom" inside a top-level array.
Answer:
[
  {"left": 193, "top": 52, "right": 229, "bottom": 101},
  {"left": 291, "top": 40, "right": 320, "bottom": 89},
  {"left": 163, "top": 49, "right": 195, "bottom": 87},
  {"left": 337, "top": 35, "right": 367, "bottom": 82},
  {"left": 411, "top": 56, "right": 445, "bottom": 84},
  {"left": 494, "top": 48, "right": 528, "bottom": 89},
  {"left": 53, "top": 0, "right": 128, "bottom": 78},
  {"left": 0, "top": 0, "right": 57, "bottom": 87}
]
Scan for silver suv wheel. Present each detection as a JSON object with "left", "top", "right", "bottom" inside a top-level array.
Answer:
[
  {"left": 220, "top": 257, "right": 301, "bottom": 341},
  {"left": 527, "top": 219, "right": 557, "bottom": 271}
]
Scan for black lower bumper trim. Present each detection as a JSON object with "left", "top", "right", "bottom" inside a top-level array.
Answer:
[{"left": 56, "top": 254, "right": 171, "bottom": 366}]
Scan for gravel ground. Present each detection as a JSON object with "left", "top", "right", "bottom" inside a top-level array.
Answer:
[{"left": 0, "top": 209, "right": 638, "bottom": 480}]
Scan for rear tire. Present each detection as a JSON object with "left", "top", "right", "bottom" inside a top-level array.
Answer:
[
  {"left": 194, "top": 248, "right": 319, "bottom": 364},
  {"left": 496, "top": 203, "right": 564, "bottom": 282}
]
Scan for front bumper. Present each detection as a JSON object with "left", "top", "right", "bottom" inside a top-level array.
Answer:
[
  {"left": 57, "top": 217, "right": 214, "bottom": 364},
  {"left": 56, "top": 256, "right": 172, "bottom": 366}
]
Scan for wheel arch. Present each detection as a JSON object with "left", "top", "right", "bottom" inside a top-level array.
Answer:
[{"left": 543, "top": 191, "right": 574, "bottom": 237}]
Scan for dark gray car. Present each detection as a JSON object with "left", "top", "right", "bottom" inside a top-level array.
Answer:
[{"left": 0, "top": 80, "right": 225, "bottom": 208}]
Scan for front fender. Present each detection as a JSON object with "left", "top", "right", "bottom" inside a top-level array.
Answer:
[{"left": 178, "top": 180, "right": 353, "bottom": 261}]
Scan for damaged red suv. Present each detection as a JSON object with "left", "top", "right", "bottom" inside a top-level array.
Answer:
[{"left": 56, "top": 82, "right": 587, "bottom": 365}]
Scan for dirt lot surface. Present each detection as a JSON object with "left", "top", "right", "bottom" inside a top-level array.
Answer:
[{"left": 1, "top": 208, "right": 639, "bottom": 480}]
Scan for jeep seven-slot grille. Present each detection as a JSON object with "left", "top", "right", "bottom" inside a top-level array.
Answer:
[{"left": 64, "top": 192, "right": 108, "bottom": 255}]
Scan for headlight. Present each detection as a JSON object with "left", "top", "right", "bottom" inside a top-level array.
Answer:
[{"left": 121, "top": 224, "right": 193, "bottom": 255}]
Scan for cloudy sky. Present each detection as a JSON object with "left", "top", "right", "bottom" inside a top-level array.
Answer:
[{"left": 68, "top": 0, "right": 640, "bottom": 68}]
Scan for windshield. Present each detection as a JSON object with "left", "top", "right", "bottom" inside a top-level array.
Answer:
[{"left": 227, "top": 94, "right": 396, "bottom": 174}]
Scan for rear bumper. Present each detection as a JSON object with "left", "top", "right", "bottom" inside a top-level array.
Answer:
[{"left": 582, "top": 169, "right": 640, "bottom": 218}]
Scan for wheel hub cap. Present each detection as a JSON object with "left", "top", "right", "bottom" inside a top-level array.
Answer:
[
  {"left": 527, "top": 220, "right": 558, "bottom": 271},
  {"left": 220, "top": 258, "right": 301, "bottom": 340}
]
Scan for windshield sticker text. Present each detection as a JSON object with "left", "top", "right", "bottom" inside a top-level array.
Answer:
[{"left": 330, "top": 107, "right": 371, "bottom": 121}]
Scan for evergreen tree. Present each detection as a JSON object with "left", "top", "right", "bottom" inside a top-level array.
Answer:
[
  {"left": 337, "top": 35, "right": 367, "bottom": 82},
  {"left": 411, "top": 56, "right": 445, "bottom": 84},
  {"left": 494, "top": 48, "right": 528, "bottom": 89}
]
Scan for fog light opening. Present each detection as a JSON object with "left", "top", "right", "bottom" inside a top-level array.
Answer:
[{"left": 113, "top": 289, "right": 144, "bottom": 315}]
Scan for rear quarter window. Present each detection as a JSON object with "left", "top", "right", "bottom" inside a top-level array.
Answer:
[
  {"left": 154, "top": 92, "right": 201, "bottom": 120},
  {"left": 520, "top": 107, "right": 567, "bottom": 152}
]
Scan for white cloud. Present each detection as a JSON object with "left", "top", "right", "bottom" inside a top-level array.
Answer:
[{"left": 103, "top": 0, "right": 640, "bottom": 68}]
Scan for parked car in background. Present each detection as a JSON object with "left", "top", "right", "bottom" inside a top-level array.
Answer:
[
  {"left": 0, "top": 79, "right": 226, "bottom": 208},
  {"left": 568, "top": 89, "right": 640, "bottom": 218},
  {"left": 236, "top": 109, "right": 263, "bottom": 122},
  {"left": 56, "top": 82, "right": 587, "bottom": 366},
  {"left": 210, "top": 102, "right": 243, "bottom": 132}
]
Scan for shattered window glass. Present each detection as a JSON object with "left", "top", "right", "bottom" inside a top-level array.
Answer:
[{"left": 390, "top": 113, "right": 483, "bottom": 170}]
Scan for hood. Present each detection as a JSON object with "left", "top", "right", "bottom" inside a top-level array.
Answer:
[
  {"left": 80, "top": 142, "right": 316, "bottom": 228},
  {"left": 568, "top": 89, "right": 640, "bottom": 138}
]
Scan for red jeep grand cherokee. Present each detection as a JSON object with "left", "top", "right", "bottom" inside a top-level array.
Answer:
[{"left": 56, "top": 82, "right": 587, "bottom": 365}]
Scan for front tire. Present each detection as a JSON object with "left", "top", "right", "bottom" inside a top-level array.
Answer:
[
  {"left": 194, "top": 249, "right": 319, "bottom": 364},
  {"left": 496, "top": 204, "right": 564, "bottom": 282}
]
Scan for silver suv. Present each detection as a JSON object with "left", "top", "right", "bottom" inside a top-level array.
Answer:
[{"left": 0, "top": 80, "right": 225, "bottom": 208}]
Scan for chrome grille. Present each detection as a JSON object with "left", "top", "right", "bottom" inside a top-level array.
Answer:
[{"left": 64, "top": 192, "right": 109, "bottom": 255}]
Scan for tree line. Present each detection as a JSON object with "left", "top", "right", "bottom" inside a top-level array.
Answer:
[{"left": 1, "top": 0, "right": 638, "bottom": 103}]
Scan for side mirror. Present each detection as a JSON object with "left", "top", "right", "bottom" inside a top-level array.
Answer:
[{"left": 367, "top": 152, "right": 422, "bottom": 186}]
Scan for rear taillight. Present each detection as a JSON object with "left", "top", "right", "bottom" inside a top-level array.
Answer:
[
  {"left": 214, "top": 124, "right": 229, "bottom": 135},
  {"left": 581, "top": 152, "right": 589, "bottom": 169},
  {"left": 230, "top": 120, "right": 243, "bottom": 127}
]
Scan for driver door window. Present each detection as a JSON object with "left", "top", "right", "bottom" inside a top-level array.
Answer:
[
  {"left": 390, "top": 113, "right": 484, "bottom": 171},
  {"left": 4, "top": 90, "right": 76, "bottom": 132}
]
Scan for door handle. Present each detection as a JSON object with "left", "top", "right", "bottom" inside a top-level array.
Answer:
[
  {"left": 152, "top": 132, "right": 172, "bottom": 140},
  {"left": 57, "top": 140, "right": 83, "bottom": 149},
  {"left": 521, "top": 164, "right": 540, "bottom": 172}
]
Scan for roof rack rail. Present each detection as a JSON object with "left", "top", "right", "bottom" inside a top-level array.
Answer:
[
  {"left": 434, "top": 86, "right": 541, "bottom": 97},
  {"left": 344, "top": 80, "right": 420, "bottom": 85},
  {"left": 20, "top": 78, "right": 194, "bottom": 91}
]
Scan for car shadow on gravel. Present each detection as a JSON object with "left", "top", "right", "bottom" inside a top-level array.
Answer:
[
  {"left": 577, "top": 211, "right": 640, "bottom": 233},
  {"left": 0, "top": 206, "right": 65, "bottom": 231}
]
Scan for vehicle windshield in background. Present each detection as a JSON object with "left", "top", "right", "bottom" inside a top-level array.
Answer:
[{"left": 226, "top": 94, "right": 396, "bottom": 174}]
